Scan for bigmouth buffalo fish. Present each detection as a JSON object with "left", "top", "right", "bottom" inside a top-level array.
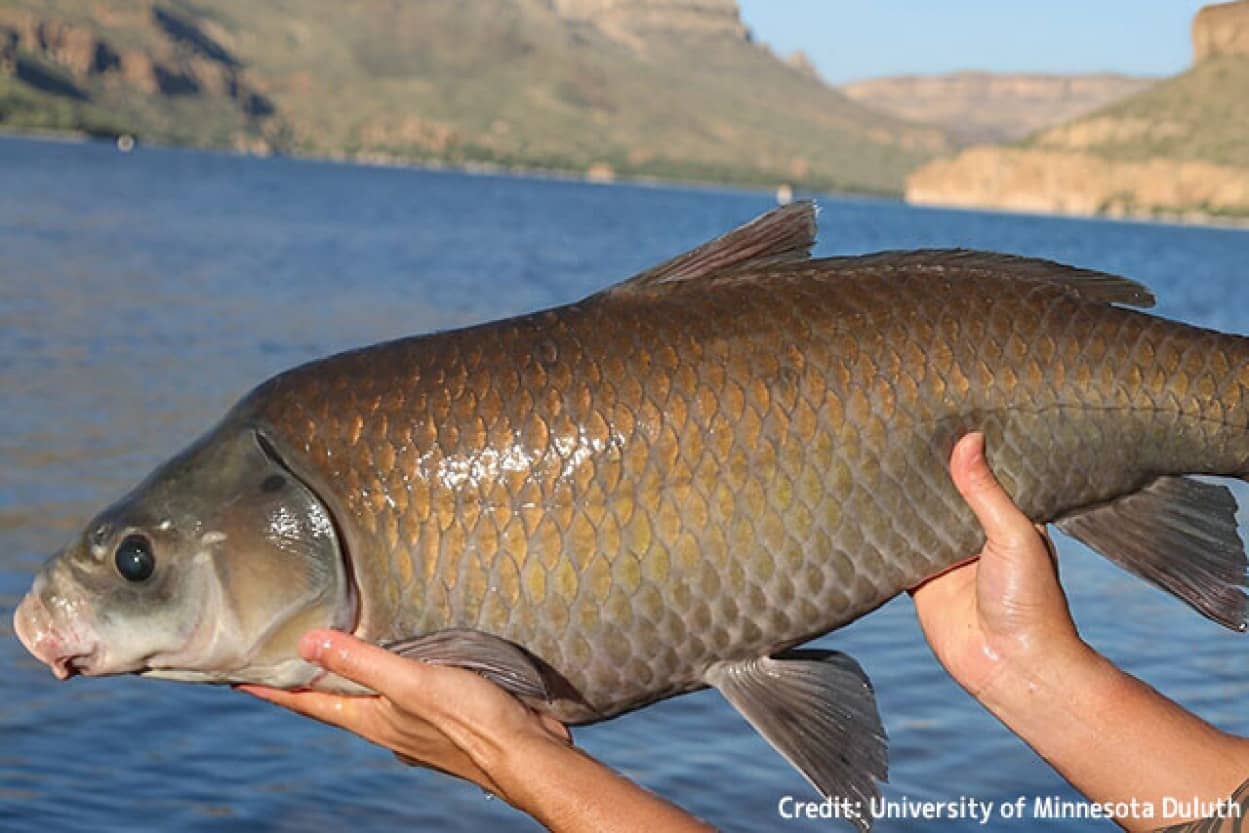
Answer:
[{"left": 14, "top": 203, "right": 1249, "bottom": 825}]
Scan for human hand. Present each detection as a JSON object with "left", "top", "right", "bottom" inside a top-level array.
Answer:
[
  {"left": 910, "top": 432, "right": 1088, "bottom": 697},
  {"left": 237, "top": 629, "right": 571, "bottom": 803},
  {"left": 911, "top": 433, "right": 1249, "bottom": 829},
  {"left": 240, "top": 631, "right": 712, "bottom": 832}
]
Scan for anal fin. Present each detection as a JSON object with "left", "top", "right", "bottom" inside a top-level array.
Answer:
[
  {"left": 1056, "top": 476, "right": 1249, "bottom": 631},
  {"left": 384, "top": 628, "right": 550, "bottom": 701},
  {"left": 706, "top": 650, "right": 887, "bottom": 832}
]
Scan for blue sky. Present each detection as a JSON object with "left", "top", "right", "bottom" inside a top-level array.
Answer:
[{"left": 737, "top": 1, "right": 1211, "bottom": 84}]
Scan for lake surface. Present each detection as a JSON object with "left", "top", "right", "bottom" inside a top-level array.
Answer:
[{"left": 2, "top": 135, "right": 1248, "bottom": 832}]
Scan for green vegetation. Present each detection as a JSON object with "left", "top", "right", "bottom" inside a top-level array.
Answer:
[
  {"left": 1022, "top": 56, "right": 1249, "bottom": 168},
  {"left": 0, "top": 0, "right": 952, "bottom": 194}
]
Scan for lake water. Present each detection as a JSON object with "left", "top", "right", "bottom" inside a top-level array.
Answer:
[{"left": 2, "top": 136, "right": 1248, "bottom": 832}]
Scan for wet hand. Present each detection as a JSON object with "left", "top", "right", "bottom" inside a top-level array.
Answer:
[
  {"left": 237, "top": 629, "right": 571, "bottom": 802},
  {"left": 910, "top": 432, "right": 1087, "bottom": 697},
  {"left": 912, "top": 433, "right": 1249, "bottom": 828}
]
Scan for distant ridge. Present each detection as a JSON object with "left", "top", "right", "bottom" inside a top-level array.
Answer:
[
  {"left": 0, "top": 0, "right": 951, "bottom": 194},
  {"left": 840, "top": 72, "right": 1154, "bottom": 144},
  {"left": 906, "top": 1, "right": 1249, "bottom": 221}
]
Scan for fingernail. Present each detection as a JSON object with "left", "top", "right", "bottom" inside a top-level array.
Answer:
[
  {"left": 300, "top": 630, "right": 333, "bottom": 662},
  {"left": 967, "top": 432, "right": 986, "bottom": 463}
]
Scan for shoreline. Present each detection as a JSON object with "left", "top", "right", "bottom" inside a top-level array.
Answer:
[
  {"left": 3, "top": 127, "right": 1245, "bottom": 233},
  {"left": 0, "top": 127, "right": 847, "bottom": 203},
  {"left": 904, "top": 193, "right": 1249, "bottom": 232}
]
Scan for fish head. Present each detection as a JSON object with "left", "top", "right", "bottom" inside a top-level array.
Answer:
[{"left": 13, "top": 425, "right": 355, "bottom": 688}]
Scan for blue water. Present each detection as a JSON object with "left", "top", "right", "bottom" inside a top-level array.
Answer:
[{"left": 1, "top": 136, "right": 1248, "bottom": 832}]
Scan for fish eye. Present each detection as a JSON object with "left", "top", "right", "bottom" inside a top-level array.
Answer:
[{"left": 115, "top": 534, "right": 156, "bottom": 583}]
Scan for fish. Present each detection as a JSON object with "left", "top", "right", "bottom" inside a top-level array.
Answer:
[{"left": 13, "top": 202, "right": 1249, "bottom": 828}]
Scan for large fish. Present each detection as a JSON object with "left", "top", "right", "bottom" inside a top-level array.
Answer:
[{"left": 13, "top": 203, "right": 1249, "bottom": 825}]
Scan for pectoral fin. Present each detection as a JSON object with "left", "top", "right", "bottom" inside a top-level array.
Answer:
[
  {"left": 384, "top": 628, "right": 550, "bottom": 701},
  {"left": 1056, "top": 475, "right": 1249, "bottom": 631},
  {"left": 706, "top": 650, "right": 887, "bottom": 831}
]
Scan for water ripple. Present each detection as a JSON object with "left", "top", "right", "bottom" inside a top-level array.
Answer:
[{"left": 3, "top": 136, "right": 1248, "bottom": 832}]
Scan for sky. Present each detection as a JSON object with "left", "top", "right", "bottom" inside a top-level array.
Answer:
[{"left": 736, "top": 1, "right": 1212, "bottom": 84}]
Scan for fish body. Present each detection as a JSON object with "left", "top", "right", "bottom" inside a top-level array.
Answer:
[
  {"left": 15, "top": 204, "right": 1249, "bottom": 822},
  {"left": 237, "top": 244, "right": 1249, "bottom": 719}
]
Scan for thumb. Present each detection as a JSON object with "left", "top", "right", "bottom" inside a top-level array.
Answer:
[{"left": 949, "top": 433, "right": 1035, "bottom": 554}]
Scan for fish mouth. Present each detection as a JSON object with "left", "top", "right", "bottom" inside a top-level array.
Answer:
[
  {"left": 52, "top": 649, "right": 98, "bottom": 680},
  {"left": 13, "top": 592, "right": 100, "bottom": 680}
]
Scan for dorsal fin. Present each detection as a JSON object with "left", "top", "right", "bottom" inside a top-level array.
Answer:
[
  {"left": 602, "top": 201, "right": 817, "bottom": 296},
  {"left": 828, "top": 249, "right": 1156, "bottom": 309}
]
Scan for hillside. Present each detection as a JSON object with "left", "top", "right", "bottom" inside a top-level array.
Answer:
[
  {"left": 1023, "top": 56, "right": 1249, "bottom": 169},
  {"left": 0, "top": 0, "right": 951, "bottom": 194},
  {"left": 906, "top": 1, "right": 1249, "bottom": 220},
  {"left": 840, "top": 72, "right": 1153, "bottom": 144}
]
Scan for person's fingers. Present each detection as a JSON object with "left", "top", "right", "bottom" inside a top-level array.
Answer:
[
  {"left": 236, "top": 684, "right": 371, "bottom": 729},
  {"left": 949, "top": 432, "right": 1035, "bottom": 553},
  {"left": 299, "top": 629, "right": 432, "bottom": 699},
  {"left": 537, "top": 712, "right": 574, "bottom": 745},
  {"left": 1035, "top": 524, "right": 1060, "bottom": 568}
]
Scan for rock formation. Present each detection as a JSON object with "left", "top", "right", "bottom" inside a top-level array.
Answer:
[
  {"left": 908, "top": 147, "right": 1249, "bottom": 219},
  {"left": 0, "top": 0, "right": 948, "bottom": 194},
  {"left": 0, "top": 4, "right": 277, "bottom": 146},
  {"left": 1193, "top": 0, "right": 1249, "bottom": 61},
  {"left": 905, "top": 1, "right": 1249, "bottom": 221},
  {"left": 549, "top": 0, "right": 746, "bottom": 38}
]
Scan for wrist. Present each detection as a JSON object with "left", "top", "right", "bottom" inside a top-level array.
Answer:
[
  {"left": 476, "top": 722, "right": 579, "bottom": 809},
  {"left": 976, "top": 634, "right": 1113, "bottom": 736},
  {"left": 973, "top": 636, "right": 1249, "bottom": 828},
  {"left": 488, "top": 729, "right": 716, "bottom": 833},
  {"left": 971, "top": 612, "right": 1087, "bottom": 692}
]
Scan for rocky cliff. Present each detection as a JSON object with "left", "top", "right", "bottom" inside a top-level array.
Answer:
[
  {"left": 841, "top": 72, "right": 1152, "bottom": 144},
  {"left": 0, "top": 3, "right": 278, "bottom": 147},
  {"left": 907, "top": 147, "right": 1249, "bottom": 219},
  {"left": 906, "top": 1, "right": 1249, "bottom": 221},
  {"left": 549, "top": 0, "right": 746, "bottom": 38},
  {"left": 0, "top": 0, "right": 949, "bottom": 193},
  {"left": 1193, "top": 0, "right": 1249, "bottom": 61}
]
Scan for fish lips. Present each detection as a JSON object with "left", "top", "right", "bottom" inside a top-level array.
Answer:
[{"left": 13, "top": 590, "right": 100, "bottom": 680}]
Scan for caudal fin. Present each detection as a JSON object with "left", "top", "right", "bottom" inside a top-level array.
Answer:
[{"left": 1056, "top": 475, "right": 1249, "bottom": 631}]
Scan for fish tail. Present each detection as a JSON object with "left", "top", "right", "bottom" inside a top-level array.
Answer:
[{"left": 1053, "top": 331, "right": 1249, "bottom": 630}]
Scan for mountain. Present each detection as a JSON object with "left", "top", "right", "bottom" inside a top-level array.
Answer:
[
  {"left": 906, "top": 1, "right": 1249, "bottom": 221},
  {"left": 0, "top": 0, "right": 952, "bottom": 194},
  {"left": 840, "top": 72, "right": 1154, "bottom": 144}
]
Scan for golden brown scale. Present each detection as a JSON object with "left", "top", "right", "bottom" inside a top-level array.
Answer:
[{"left": 242, "top": 253, "right": 1249, "bottom": 723}]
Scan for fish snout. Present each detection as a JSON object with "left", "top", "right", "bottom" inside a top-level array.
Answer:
[{"left": 13, "top": 592, "right": 98, "bottom": 680}]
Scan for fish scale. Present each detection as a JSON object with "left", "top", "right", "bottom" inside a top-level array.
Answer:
[
  {"left": 17, "top": 204, "right": 1249, "bottom": 823},
  {"left": 238, "top": 246, "right": 1249, "bottom": 723}
]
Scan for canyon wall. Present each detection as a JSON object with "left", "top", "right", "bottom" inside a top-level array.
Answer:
[
  {"left": 1193, "top": 0, "right": 1249, "bottom": 60},
  {"left": 549, "top": 0, "right": 745, "bottom": 37},
  {"left": 905, "top": 1, "right": 1249, "bottom": 221}
]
